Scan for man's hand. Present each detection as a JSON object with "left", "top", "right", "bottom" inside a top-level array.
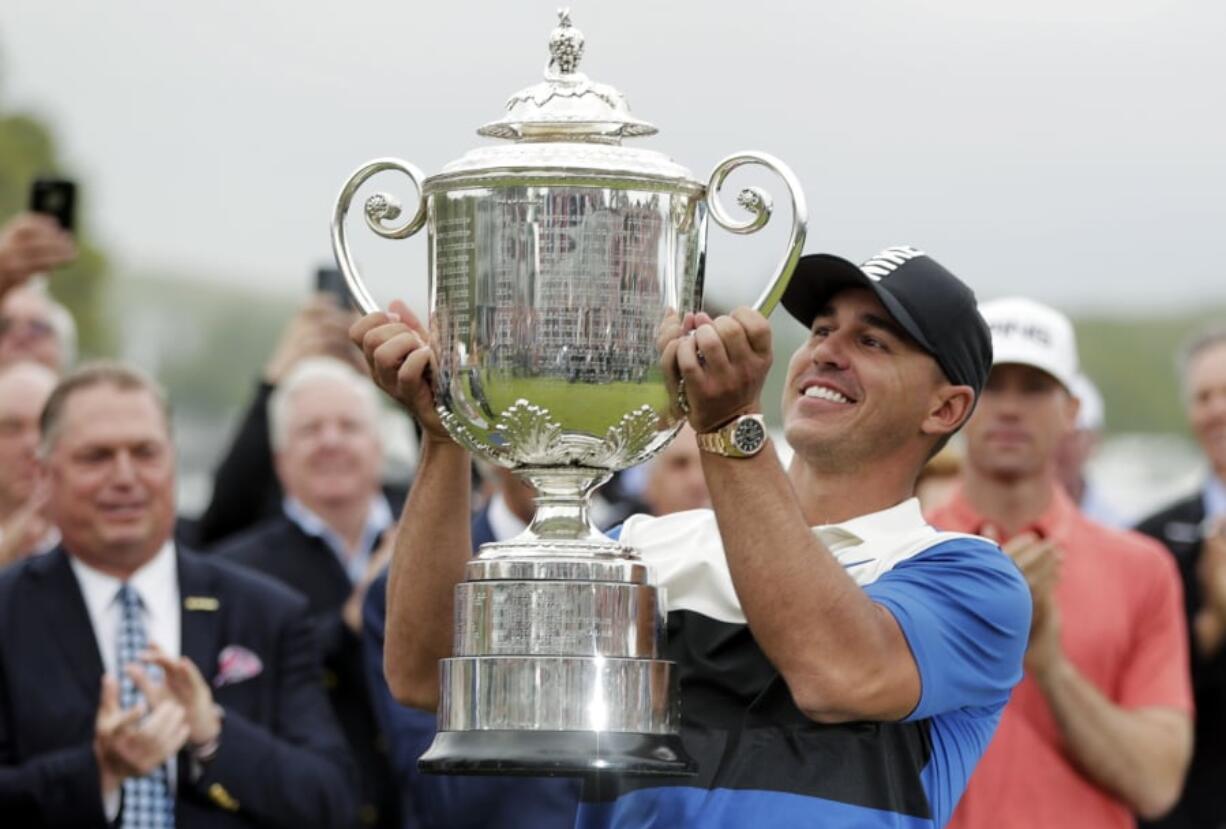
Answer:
[
  {"left": 1193, "top": 520, "right": 1226, "bottom": 656},
  {"left": 995, "top": 530, "right": 1064, "bottom": 678},
  {"left": 264, "top": 295, "right": 363, "bottom": 383},
  {"left": 1197, "top": 520, "right": 1226, "bottom": 620},
  {"left": 349, "top": 299, "right": 451, "bottom": 443},
  {"left": 93, "top": 675, "right": 190, "bottom": 797},
  {"left": 0, "top": 214, "right": 76, "bottom": 300},
  {"left": 135, "top": 648, "right": 221, "bottom": 747},
  {"left": 662, "top": 308, "right": 773, "bottom": 434}
]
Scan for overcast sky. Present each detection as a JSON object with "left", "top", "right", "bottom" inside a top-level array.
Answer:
[{"left": 3, "top": 0, "right": 1223, "bottom": 314}]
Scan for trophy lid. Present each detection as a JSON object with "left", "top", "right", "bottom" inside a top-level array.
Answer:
[{"left": 477, "top": 9, "right": 658, "bottom": 143}]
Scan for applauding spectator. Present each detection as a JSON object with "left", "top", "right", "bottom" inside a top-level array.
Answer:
[
  {"left": 0, "top": 362, "right": 357, "bottom": 827},
  {"left": 1137, "top": 325, "right": 1226, "bottom": 828},
  {"left": 197, "top": 295, "right": 365, "bottom": 545},
  {"left": 932, "top": 299, "right": 1192, "bottom": 828}
]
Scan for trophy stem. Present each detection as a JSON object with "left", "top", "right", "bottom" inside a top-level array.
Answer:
[{"left": 516, "top": 466, "right": 614, "bottom": 546}]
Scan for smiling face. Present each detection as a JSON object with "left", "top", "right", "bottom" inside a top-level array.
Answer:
[
  {"left": 963, "top": 363, "right": 1078, "bottom": 484},
  {"left": 274, "top": 376, "right": 382, "bottom": 513},
  {"left": 43, "top": 384, "right": 177, "bottom": 572},
  {"left": 781, "top": 288, "right": 968, "bottom": 472},
  {"left": 1186, "top": 340, "right": 1226, "bottom": 477}
]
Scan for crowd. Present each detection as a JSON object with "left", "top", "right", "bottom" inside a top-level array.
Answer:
[{"left": 0, "top": 207, "right": 1223, "bottom": 829}]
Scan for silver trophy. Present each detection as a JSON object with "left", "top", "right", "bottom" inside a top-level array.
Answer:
[{"left": 331, "top": 10, "right": 806, "bottom": 776}]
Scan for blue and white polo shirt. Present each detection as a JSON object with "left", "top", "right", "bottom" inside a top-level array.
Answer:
[{"left": 577, "top": 498, "right": 1031, "bottom": 829}]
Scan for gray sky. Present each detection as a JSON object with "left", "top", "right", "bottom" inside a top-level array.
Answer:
[{"left": 3, "top": 0, "right": 1224, "bottom": 314}]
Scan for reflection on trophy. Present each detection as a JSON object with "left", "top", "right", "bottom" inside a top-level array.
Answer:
[{"left": 331, "top": 10, "right": 806, "bottom": 776}]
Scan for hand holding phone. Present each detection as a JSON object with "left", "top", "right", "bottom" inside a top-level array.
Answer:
[{"left": 0, "top": 211, "right": 76, "bottom": 297}]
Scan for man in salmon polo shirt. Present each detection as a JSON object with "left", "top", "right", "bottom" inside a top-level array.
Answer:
[{"left": 931, "top": 297, "right": 1194, "bottom": 828}]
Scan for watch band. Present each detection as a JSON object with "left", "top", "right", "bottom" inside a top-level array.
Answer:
[{"left": 697, "top": 413, "right": 766, "bottom": 458}]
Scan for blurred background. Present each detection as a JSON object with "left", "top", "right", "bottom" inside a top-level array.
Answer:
[{"left": 2, "top": 0, "right": 1222, "bottom": 519}]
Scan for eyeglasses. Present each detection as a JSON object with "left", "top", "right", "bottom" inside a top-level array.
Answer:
[{"left": 0, "top": 317, "right": 55, "bottom": 339}]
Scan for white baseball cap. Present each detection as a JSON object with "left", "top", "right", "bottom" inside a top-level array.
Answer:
[{"left": 979, "top": 297, "right": 1078, "bottom": 391}]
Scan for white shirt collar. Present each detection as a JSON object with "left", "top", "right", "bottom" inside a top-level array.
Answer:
[
  {"left": 811, "top": 497, "right": 928, "bottom": 549},
  {"left": 282, "top": 494, "right": 394, "bottom": 583},
  {"left": 621, "top": 498, "right": 958, "bottom": 625},
  {"left": 69, "top": 540, "right": 178, "bottom": 631},
  {"left": 486, "top": 492, "right": 528, "bottom": 543}
]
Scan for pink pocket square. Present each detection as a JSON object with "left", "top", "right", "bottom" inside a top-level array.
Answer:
[{"left": 214, "top": 645, "right": 263, "bottom": 688}]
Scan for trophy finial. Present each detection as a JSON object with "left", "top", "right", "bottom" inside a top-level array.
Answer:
[{"left": 548, "top": 8, "right": 584, "bottom": 75}]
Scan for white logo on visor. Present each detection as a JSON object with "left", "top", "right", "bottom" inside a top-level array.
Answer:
[{"left": 860, "top": 246, "right": 926, "bottom": 281}]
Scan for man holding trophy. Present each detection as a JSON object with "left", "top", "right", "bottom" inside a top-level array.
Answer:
[
  {"left": 336, "top": 12, "right": 1030, "bottom": 828},
  {"left": 350, "top": 246, "right": 1030, "bottom": 828}
]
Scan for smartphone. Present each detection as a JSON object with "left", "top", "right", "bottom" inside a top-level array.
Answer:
[
  {"left": 315, "top": 266, "right": 355, "bottom": 309},
  {"left": 28, "top": 177, "right": 76, "bottom": 233}
]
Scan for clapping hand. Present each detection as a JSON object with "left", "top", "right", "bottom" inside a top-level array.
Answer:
[
  {"left": 136, "top": 645, "right": 221, "bottom": 748},
  {"left": 93, "top": 674, "right": 189, "bottom": 797}
]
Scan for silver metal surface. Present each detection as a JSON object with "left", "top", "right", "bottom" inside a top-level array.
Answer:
[
  {"left": 437, "top": 656, "right": 678, "bottom": 734},
  {"left": 453, "top": 580, "right": 661, "bottom": 658},
  {"left": 465, "top": 554, "right": 651, "bottom": 585},
  {"left": 328, "top": 10, "right": 809, "bottom": 776}
]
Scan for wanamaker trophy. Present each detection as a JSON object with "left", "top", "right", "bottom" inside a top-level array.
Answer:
[{"left": 331, "top": 10, "right": 807, "bottom": 776}]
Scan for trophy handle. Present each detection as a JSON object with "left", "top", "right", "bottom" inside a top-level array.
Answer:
[
  {"left": 330, "top": 157, "right": 429, "bottom": 315},
  {"left": 704, "top": 152, "right": 808, "bottom": 317}
]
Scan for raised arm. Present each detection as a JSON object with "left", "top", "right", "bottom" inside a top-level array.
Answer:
[
  {"left": 351, "top": 302, "right": 472, "bottom": 710},
  {"left": 666, "top": 308, "right": 925, "bottom": 722}
]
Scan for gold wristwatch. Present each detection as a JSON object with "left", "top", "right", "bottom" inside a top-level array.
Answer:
[{"left": 697, "top": 413, "right": 767, "bottom": 458}]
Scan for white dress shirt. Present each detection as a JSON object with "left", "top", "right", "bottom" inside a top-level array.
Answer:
[{"left": 69, "top": 541, "right": 181, "bottom": 817}]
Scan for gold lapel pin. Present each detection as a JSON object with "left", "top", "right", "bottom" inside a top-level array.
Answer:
[{"left": 184, "top": 596, "right": 220, "bottom": 612}]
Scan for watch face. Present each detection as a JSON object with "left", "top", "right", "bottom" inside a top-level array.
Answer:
[{"left": 732, "top": 417, "right": 766, "bottom": 454}]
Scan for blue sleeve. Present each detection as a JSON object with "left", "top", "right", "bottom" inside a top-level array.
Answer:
[
  {"left": 864, "top": 538, "right": 1031, "bottom": 721},
  {"left": 360, "top": 568, "right": 435, "bottom": 829}
]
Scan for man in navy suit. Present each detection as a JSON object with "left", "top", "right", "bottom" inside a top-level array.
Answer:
[
  {"left": 0, "top": 361, "right": 358, "bottom": 827},
  {"left": 362, "top": 465, "right": 580, "bottom": 829},
  {"left": 1137, "top": 326, "right": 1226, "bottom": 828}
]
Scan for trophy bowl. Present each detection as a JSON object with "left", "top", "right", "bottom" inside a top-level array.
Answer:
[{"left": 332, "top": 10, "right": 806, "bottom": 776}]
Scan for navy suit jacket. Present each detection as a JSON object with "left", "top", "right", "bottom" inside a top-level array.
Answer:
[
  {"left": 361, "top": 507, "right": 581, "bottom": 829},
  {"left": 215, "top": 513, "right": 401, "bottom": 827},
  {"left": 0, "top": 546, "right": 359, "bottom": 828},
  {"left": 1136, "top": 493, "right": 1226, "bottom": 829}
]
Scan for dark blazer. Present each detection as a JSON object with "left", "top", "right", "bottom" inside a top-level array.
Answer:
[
  {"left": 215, "top": 512, "right": 401, "bottom": 828},
  {"left": 197, "top": 381, "right": 282, "bottom": 547},
  {"left": 361, "top": 506, "right": 581, "bottom": 829},
  {"left": 0, "top": 546, "right": 358, "bottom": 828},
  {"left": 1136, "top": 492, "right": 1226, "bottom": 829}
]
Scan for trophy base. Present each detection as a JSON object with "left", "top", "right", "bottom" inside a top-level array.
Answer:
[{"left": 418, "top": 729, "right": 696, "bottom": 777}]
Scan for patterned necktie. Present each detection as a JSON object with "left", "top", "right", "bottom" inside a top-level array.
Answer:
[{"left": 116, "top": 583, "right": 175, "bottom": 828}]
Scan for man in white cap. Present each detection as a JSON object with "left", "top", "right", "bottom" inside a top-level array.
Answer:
[{"left": 931, "top": 297, "right": 1193, "bottom": 828}]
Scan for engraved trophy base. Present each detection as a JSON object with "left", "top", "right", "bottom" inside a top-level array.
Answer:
[{"left": 418, "top": 548, "right": 697, "bottom": 778}]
